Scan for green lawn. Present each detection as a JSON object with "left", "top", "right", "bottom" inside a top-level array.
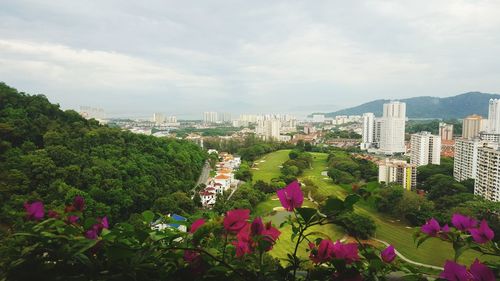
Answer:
[
  {"left": 252, "top": 150, "right": 291, "bottom": 183},
  {"left": 251, "top": 150, "right": 499, "bottom": 267}
]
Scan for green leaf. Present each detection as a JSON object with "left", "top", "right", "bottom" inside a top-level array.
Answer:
[
  {"left": 416, "top": 235, "right": 431, "bottom": 248},
  {"left": 296, "top": 207, "right": 318, "bottom": 224},
  {"left": 142, "top": 210, "right": 155, "bottom": 223},
  {"left": 323, "top": 197, "right": 345, "bottom": 215}
]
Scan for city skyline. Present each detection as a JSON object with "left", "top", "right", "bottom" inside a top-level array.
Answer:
[{"left": 2, "top": 1, "right": 500, "bottom": 118}]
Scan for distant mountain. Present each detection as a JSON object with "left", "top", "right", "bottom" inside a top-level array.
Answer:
[{"left": 320, "top": 92, "right": 500, "bottom": 119}]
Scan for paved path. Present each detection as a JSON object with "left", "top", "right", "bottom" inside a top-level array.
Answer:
[
  {"left": 227, "top": 180, "right": 243, "bottom": 200},
  {"left": 372, "top": 238, "right": 443, "bottom": 271}
]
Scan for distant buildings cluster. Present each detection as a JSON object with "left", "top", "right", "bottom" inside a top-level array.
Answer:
[
  {"left": 453, "top": 99, "right": 500, "bottom": 202},
  {"left": 359, "top": 98, "right": 500, "bottom": 202},
  {"left": 203, "top": 112, "right": 232, "bottom": 124}
]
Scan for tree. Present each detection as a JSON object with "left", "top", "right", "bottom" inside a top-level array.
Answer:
[
  {"left": 336, "top": 212, "right": 376, "bottom": 239},
  {"left": 426, "top": 174, "right": 467, "bottom": 200}
]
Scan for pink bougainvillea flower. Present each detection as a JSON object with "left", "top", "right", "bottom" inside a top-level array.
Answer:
[
  {"left": 262, "top": 222, "right": 281, "bottom": 244},
  {"left": 469, "top": 220, "right": 494, "bottom": 244},
  {"left": 440, "top": 260, "right": 471, "bottom": 281},
  {"left": 24, "top": 201, "right": 44, "bottom": 221},
  {"left": 67, "top": 215, "right": 79, "bottom": 224},
  {"left": 469, "top": 259, "right": 495, "bottom": 281},
  {"left": 421, "top": 218, "right": 441, "bottom": 236},
  {"left": 223, "top": 209, "right": 250, "bottom": 233},
  {"left": 250, "top": 217, "right": 264, "bottom": 236},
  {"left": 190, "top": 218, "right": 205, "bottom": 234},
  {"left": 234, "top": 239, "right": 252, "bottom": 258},
  {"left": 183, "top": 250, "right": 201, "bottom": 263},
  {"left": 309, "top": 240, "right": 334, "bottom": 264},
  {"left": 381, "top": 245, "right": 396, "bottom": 263},
  {"left": 85, "top": 227, "right": 99, "bottom": 240},
  {"left": 73, "top": 195, "right": 85, "bottom": 211},
  {"left": 441, "top": 224, "right": 450, "bottom": 233},
  {"left": 99, "top": 216, "right": 109, "bottom": 229},
  {"left": 276, "top": 181, "right": 304, "bottom": 211},
  {"left": 47, "top": 210, "right": 60, "bottom": 218},
  {"left": 332, "top": 241, "right": 359, "bottom": 264},
  {"left": 451, "top": 214, "right": 477, "bottom": 231}
]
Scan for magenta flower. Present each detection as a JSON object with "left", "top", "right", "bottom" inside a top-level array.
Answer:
[
  {"left": 332, "top": 240, "right": 359, "bottom": 264},
  {"left": 73, "top": 196, "right": 85, "bottom": 211},
  {"left": 47, "top": 210, "right": 60, "bottom": 218},
  {"left": 470, "top": 259, "right": 495, "bottom": 281},
  {"left": 99, "top": 216, "right": 109, "bottom": 229},
  {"left": 452, "top": 214, "right": 478, "bottom": 231},
  {"left": 85, "top": 227, "right": 99, "bottom": 240},
  {"left": 441, "top": 224, "right": 450, "bottom": 233},
  {"left": 381, "top": 245, "right": 396, "bottom": 263},
  {"left": 183, "top": 250, "right": 201, "bottom": 263},
  {"left": 24, "top": 201, "right": 45, "bottom": 221},
  {"left": 234, "top": 239, "right": 252, "bottom": 258},
  {"left": 251, "top": 217, "right": 264, "bottom": 236},
  {"left": 67, "top": 215, "right": 79, "bottom": 224},
  {"left": 440, "top": 261, "right": 471, "bottom": 281},
  {"left": 469, "top": 220, "right": 494, "bottom": 244},
  {"left": 309, "top": 239, "right": 335, "bottom": 264},
  {"left": 421, "top": 218, "right": 441, "bottom": 236},
  {"left": 189, "top": 218, "right": 205, "bottom": 234},
  {"left": 223, "top": 209, "right": 250, "bottom": 233},
  {"left": 277, "top": 181, "right": 304, "bottom": 211},
  {"left": 262, "top": 222, "right": 281, "bottom": 245}
]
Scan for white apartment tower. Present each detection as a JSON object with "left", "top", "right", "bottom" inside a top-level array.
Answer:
[
  {"left": 475, "top": 144, "right": 500, "bottom": 202},
  {"left": 453, "top": 138, "right": 487, "bottom": 181},
  {"left": 410, "top": 131, "right": 441, "bottom": 167},
  {"left": 203, "top": 112, "right": 218, "bottom": 124},
  {"left": 379, "top": 101, "right": 406, "bottom": 154},
  {"left": 256, "top": 119, "right": 281, "bottom": 141},
  {"left": 360, "top": 113, "right": 376, "bottom": 150},
  {"left": 488, "top": 99, "right": 500, "bottom": 133}
]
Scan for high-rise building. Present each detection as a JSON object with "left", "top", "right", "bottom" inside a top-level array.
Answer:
[
  {"left": 378, "top": 158, "right": 417, "bottom": 191},
  {"left": 379, "top": 101, "right": 406, "bottom": 154},
  {"left": 360, "top": 113, "right": 375, "bottom": 150},
  {"left": 453, "top": 138, "right": 487, "bottom": 181},
  {"left": 218, "top": 112, "right": 232, "bottom": 123},
  {"left": 153, "top": 113, "right": 165, "bottom": 124},
  {"left": 488, "top": 99, "right": 500, "bottom": 133},
  {"left": 256, "top": 119, "right": 281, "bottom": 141},
  {"left": 203, "top": 112, "right": 218, "bottom": 124},
  {"left": 475, "top": 144, "right": 500, "bottom": 202},
  {"left": 462, "top": 115, "right": 483, "bottom": 139},
  {"left": 410, "top": 131, "right": 441, "bottom": 166},
  {"left": 439, "top": 122, "right": 454, "bottom": 141}
]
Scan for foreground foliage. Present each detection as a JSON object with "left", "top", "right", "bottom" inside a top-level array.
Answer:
[{"left": 2, "top": 181, "right": 498, "bottom": 280}]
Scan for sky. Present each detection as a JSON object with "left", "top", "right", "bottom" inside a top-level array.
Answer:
[{"left": 1, "top": 0, "right": 500, "bottom": 119}]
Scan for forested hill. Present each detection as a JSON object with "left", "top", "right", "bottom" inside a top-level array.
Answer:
[
  {"left": 0, "top": 83, "right": 206, "bottom": 223},
  {"left": 320, "top": 92, "right": 500, "bottom": 118}
]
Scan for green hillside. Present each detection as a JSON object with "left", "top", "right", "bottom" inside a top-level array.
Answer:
[
  {"left": 320, "top": 92, "right": 500, "bottom": 118},
  {"left": 0, "top": 83, "right": 206, "bottom": 224}
]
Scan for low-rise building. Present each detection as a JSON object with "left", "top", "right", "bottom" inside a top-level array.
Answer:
[{"left": 378, "top": 158, "right": 417, "bottom": 191}]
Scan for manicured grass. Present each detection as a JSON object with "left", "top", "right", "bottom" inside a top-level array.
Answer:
[
  {"left": 253, "top": 150, "right": 499, "bottom": 267},
  {"left": 252, "top": 150, "right": 291, "bottom": 183}
]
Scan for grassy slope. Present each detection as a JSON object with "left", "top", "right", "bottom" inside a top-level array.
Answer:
[
  {"left": 252, "top": 149, "right": 291, "bottom": 183},
  {"left": 253, "top": 151, "right": 499, "bottom": 266}
]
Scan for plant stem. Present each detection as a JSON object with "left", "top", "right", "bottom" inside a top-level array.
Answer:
[{"left": 222, "top": 232, "right": 229, "bottom": 261}]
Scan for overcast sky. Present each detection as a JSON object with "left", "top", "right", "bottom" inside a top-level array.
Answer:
[{"left": 1, "top": 0, "right": 500, "bottom": 118}]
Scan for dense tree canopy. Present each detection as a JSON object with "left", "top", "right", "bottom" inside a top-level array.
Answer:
[{"left": 0, "top": 83, "right": 206, "bottom": 223}]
